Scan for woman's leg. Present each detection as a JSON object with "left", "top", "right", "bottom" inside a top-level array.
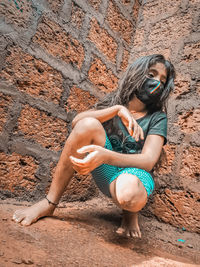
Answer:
[
  {"left": 13, "top": 117, "right": 106, "bottom": 226},
  {"left": 109, "top": 173, "right": 147, "bottom": 238}
]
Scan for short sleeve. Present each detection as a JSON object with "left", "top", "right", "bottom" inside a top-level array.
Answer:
[{"left": 147, "top": 112, "right": 168, "bottom": 145}]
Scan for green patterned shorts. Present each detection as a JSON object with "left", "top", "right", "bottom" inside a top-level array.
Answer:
[{"left": 91, "top": 133, "right": 155, "bottom": 198}]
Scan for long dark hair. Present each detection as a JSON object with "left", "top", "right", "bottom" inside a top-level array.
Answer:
[{"left": 95, "top": 54, "right": 176, "bottom": 113}]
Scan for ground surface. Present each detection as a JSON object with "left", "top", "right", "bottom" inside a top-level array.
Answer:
[{"left": 0, "top": 197, "right": 199, "bottom": 267}]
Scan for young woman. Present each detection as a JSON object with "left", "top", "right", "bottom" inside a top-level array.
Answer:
[{"left": 13, "top": 54, "right": 175, "bottom": 238}]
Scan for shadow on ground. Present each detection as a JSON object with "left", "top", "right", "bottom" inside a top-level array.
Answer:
[{"left": 0, "top": 197, "right": 199, "bottom": 267}]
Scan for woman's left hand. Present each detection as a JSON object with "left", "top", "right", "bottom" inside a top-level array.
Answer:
[{"left": 69, "top": 145, "right": 107, "bottom": 175}]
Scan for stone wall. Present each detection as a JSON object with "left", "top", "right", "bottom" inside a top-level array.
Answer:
[
  {"left": 131, "top": 0, "right": 200, "bottom": 233},
  {"left": 0, "top": 0, "right": 139, "bottom": 202},
  {"left": 0, "top": 0, "right": 199, "bottom": 233}
]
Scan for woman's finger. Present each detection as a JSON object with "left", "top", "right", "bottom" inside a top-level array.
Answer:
[
  {"left": 70, "top": 151, "right": 98, "bottom": 166},
  {"left": 132, "top": 123, "right": 139, "bottom": 141},
  {"left": 77, "top": 145, "right": 97, "bottom": 154},
  {"left": 128, "top": 119, "right": 133, "bottom": 136},
  {"left": 139, "top": 126, "right": 144, "bottom": 140},
  {"left": 70, "top": 156, "right": 87, "bottom": 166}
]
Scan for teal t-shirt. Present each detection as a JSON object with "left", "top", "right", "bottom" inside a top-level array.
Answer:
[{"left": 104, "top": 111, "right": 167, "bottom": 154}]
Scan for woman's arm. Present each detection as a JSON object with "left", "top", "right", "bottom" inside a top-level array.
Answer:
[
  {"left": 72, "top": 105, "right": 144, "bottom": 141},
  {"left": 72, "top": 105, "right": 121, "bottom": 128},
  {"left": 70, "top": 135, "right": 164, "bottom": 173},
  {"left": 105, "top": 135, "right": 164, "bottom": 171}
]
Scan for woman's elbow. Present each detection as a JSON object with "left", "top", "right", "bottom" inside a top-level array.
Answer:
[{"left": 144, "top": 159, "right": 156, "bottom": 172}]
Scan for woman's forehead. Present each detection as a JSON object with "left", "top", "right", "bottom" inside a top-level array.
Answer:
[{"left": 149, "top": 62, "right": 167, "bottom": 77}]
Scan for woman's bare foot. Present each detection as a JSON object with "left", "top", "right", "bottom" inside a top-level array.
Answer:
[
  {"left": 116, "top": 210, "right": 141, "bottom": 238},
  {"left": 12, "top": 198, "right": 56, "bottom": 226}
]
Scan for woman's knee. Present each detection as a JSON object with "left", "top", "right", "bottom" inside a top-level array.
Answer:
[
  {"left": 73, "top": 117, "right": 103, "bottom": 136},
  {"left": 114, "top": 174, "right": 147, "bottom": 211}
]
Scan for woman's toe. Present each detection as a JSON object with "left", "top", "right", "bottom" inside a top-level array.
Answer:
[
  {"left": 12, "top": 212, "right": 25, "bottom": 223},
  {"left": 116, "top": 227, "right": 125, "bottom": 235}
]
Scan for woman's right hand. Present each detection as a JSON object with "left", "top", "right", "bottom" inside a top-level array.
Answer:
[{"left": 117, "top": 106, "right": 144, "bottom": 142}]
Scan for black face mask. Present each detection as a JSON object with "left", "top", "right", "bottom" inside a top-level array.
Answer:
[{"left": 135, "top": 78, "right": 164, "bottom": 105}]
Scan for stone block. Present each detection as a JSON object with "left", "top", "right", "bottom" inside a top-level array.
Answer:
[
  {"left": 173, "top": 73, "right": 191, "bottom": 97},
  {"left": 120, "top": 49, "right": 130, "bottom": 70},
  {"left": 180, "top": 146, "right": 200, "bottom": 179},
  {"left": 88, "top": 0, "right": 101, "bottom": 11},
  {"left": 154, "top": 144, "right": 176, "bottom": 175},
  {"left": 17, "top": 105, "right": 68, "bottom": 151},
  {"left": 0, "top": 93, "right": 12, "bottom": 132},
  {"left": 71, "top": 2, "right": 85, "bottom": 28},
  {"left": 88, "top": 19, "right": 117, "bottom": 63},
  {"left": 177, "top": 108, "right": 200, "bottom": 134},
  {"left": 1, "top": 47, "right": 63, "bottom": 104},
  {"left": 147, "top": 14, "right": 192, "bottom": 49},
  {"left": 88, "top": 57, "right": 118, "bottom": 92},
  {"left": 142, "top": 0, "right": 181, "bottom": 19},
  {"left": 65, "top": 86, "right": 97, "bottom": 113},
  {"left": 150, "top": 189, "right": 200, "bottom": 233},
  {"left": 133, "top": 28, "right": 145, "bottom": 48},
  {"left": 183, "top": 41, "right": 200, "bottom": 62},
  {"left": 0, "top": 152, "right": 38, "bottom": 192},
  {"left": 0, "top": 0, "right": 33, "bottom": 28},
  {"left": 33, "top": 17, "right": 85, "bottom": 69},
  {"left": 47, "top": 0, "right": 64, "bottom": 14},
  {"left": 107, "top": 1, "right": 134, "bottom": 44}
]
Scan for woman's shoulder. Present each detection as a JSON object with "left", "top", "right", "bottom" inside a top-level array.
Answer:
[{"left": 148, "top": 110, "right": 167, "bottom": 120}]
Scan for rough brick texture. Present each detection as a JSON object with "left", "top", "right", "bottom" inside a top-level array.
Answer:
[
  {"left": 0, "top": 152, "right": 38, "bottom": 192},
  {"left": 130, "top": 0, "right": 200, "bottom": 233},
  {"left": 88, "top": 58, "right": 118, "bottom": 92},
  {"left": 1, "top": 47, "right": 63, "bottom": 104},
  {"left": 107, "top": 1, "right": 134, "bottom": 44},
  {"left": 154, "top": 145, "right": 176, "bottom": 176},
  {"left": 0, "top": 0, "right": 199, "bottom": 233},
  {"left": 71, "top": 2, "right": 85, "bottom": 28},
  {"left": 88, "top": 0, "right": 101, "bottom": 11},
  {"left": 183, "top": 41, "right": 200, "bottom": 62},
  {"left": 180, "top": 147, "right": 200, "bottom": 180},
  {"left": 65, "top": 86, "right": 97, "bottom": 113},
  {"left": 0, "top": 93, "right": 12, "bottom": 132},
  {"left": 147, "top": 14, "right": 192, "bottom": 49},
  {"left": 150, "top": 189, "right": 200, "bottom": 233},
  {"left": 33, "top": 17, "right": 85, "bottom": 69},
  {"left": 142, "top": 0, "right": 181, "bottom": 18},
  {"left": 0, "top": 0, "right": 32, "bottom": 28},
  {"left": 47, "top": 0, "right": 64, "bottom": 14},
  {"left": 88, "top": 19, "right": 117, "bottom": 63},
  {"left": 177, "top": 109, "right": 200, "bottom": 133},
  {"left": 17, "top": 105, "right": 68, "bottom": 151},
  {"left": 121, "top": 49, "right": 130, "bottom": 70}
]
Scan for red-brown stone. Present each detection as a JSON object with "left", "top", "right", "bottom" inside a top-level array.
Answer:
[
  {"left": 33, "top": 17, "right": 85, "bottom": 69},
  {"left": 65, "top": 86, "right": 97, "bottom": 113},
  {"left": 150, "top": 189, "right": 200, "bottom": 233},
  {"left": 71, "top": 2, "right": 85, "bottom": 28},
  {"left": 1, "top": 47, "right": 63, "bottom": 104},
  {"left": 88, "top": 0, "right": 102, "bottom": 10},
  {"left": 107, "top": 1, "right": 134, "bottom": 44},
  {"left": 180, "top": 146, "right": 200, "bottom": 179},
  {"left": 88, "top": 19, "right": 117, "bottom": 63},
  {"left": 120, "top": 49, "right": 130, "bottom": 70},
  {"left": 0, "top": 152, "right": 38, "bottom": 191},
  {"left": 177, "top": 109, "right": 200, "bottom": 134},
  {"left": 17, "top": 105, "right": 68, "bottom": 151},
  {"left": 1, "top": 0, "right": 32, "bottom": 28},
  {"left": 154, "top": 144, "right": 176, "bottom": 175},
  {"left": 88, "top": 58, "right": 118, "bottom": 92},
  {"left": 0, "top": 93, "right": 12, "bottom": 133}
]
